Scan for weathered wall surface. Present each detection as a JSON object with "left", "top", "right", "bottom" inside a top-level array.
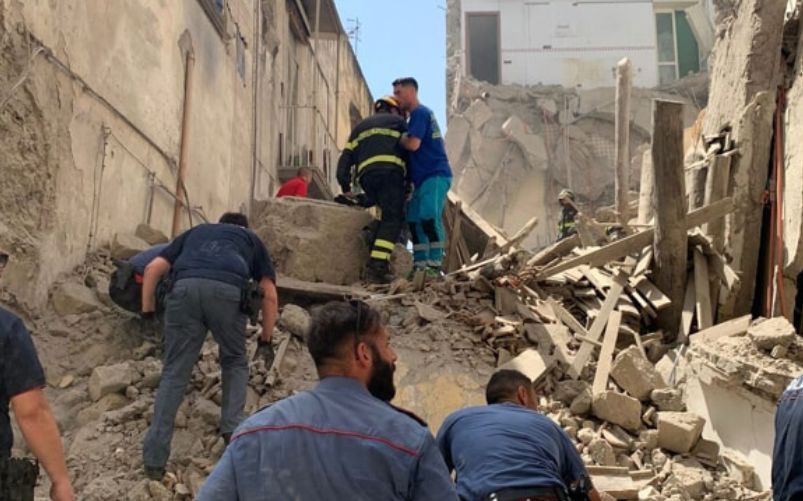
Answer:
[
  {"left": 0, "top": 0, "right": 372, "bottom": 307},
  {"left": 702, "top": 0, "right": 786, "bottom": 319}
]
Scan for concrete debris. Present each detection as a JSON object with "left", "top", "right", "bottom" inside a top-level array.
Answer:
[
  {"left": 52, "top": 283, "right": 103, "bottom": 316},
  {"left": 650, "top": 388, "right": 685, "bottom": 412},
  {"left": 610, "top": 345, "right": 666, "bottom": 401},
  {"left": 748, "top": 316, "right": 797, "bottom": 351},
  {"left": 280, "top": 304, "right": 311, "bottom": 340},
  {"left": 110, "top": 233, "right": 150, "bottom": 260},
  {"left": 656, "top": 412, "right": 705, "bottom": 454},
  {"left": 592, "top": 391, "right": 642, "bottom": 432},
  {"left": 88, "top": 363, "right": 133, "bottom": 402},
  {"left": 134, "top": 223, "right": 169, "bottom": 245}
]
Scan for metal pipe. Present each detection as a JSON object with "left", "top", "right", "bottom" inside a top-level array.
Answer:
[
  {"left": 172, "top": 49, "right": 196, "bottom": 237},
  {"left": 250, "top": 0, "right": 263, "bottom": 217}
]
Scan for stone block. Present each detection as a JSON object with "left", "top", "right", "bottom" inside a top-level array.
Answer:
[
  {"left": 135, "top": 223, "right": 169, "bottom": 245},
  {"left": 668, "top": 458, "right": 707, "bottom": 499},
  {"left": 588, "top": 438, "right": 616, "bottom": 466},
  {"left": 254, "top": 198, "right": 374, "bottom": 285},
  {"left": 52, "top": 283, "right": 102, "bottom": 316},
  {"left": 111, "top": 233, "right": 150, "bottom": 260},
  {"left": 748, "top": 317, "right": 796, "bottom": 350},
  {"left": 501, "top": 115, "right": 547, "bottom": 168},
  {"left": 280, "top": 304, "right": 311, "bottom": 340},
  {"left": 570, "top": 388, "right": 592, "bottom": 415},
  {"left": 657, "top": 411, "right": 705, "bottom": 453},
  {"left": 88, "top": 363, "right": 132, "bottom": 402},
  {"left": 650, "top": 388, "right": 685, "bottom": 412},
  {"left": 611, "top": 346, "right": 666, "bottom": 401},
  {"left": 554, "top": 380, "right": 589, "bottom": 404},
  {"left": 193, "top": 397, "right": 220, "bottom": 426},
  {"left": 592, "top": 391, "right": 642, "bottom": 432}
]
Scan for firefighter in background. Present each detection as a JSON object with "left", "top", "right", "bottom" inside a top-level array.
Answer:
[
  {"left": 557, "top": 189, "right": 578, "bottom": 241},
  {"left": 336, "top": 96, "right": 409, "bottom": 284}
]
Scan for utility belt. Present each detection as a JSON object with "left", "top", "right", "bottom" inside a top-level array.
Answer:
[
  {"left": 0, "top": 457, "right": 39, "bottom": 501},
  {"left": 486, "top": 486, "right": 568, "bottom": 501}
]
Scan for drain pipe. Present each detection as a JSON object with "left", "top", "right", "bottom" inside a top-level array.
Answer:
[{"left": 172, "top": 46, "right": 196, "bottom": 237}]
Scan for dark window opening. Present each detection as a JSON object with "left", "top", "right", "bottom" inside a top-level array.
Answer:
[
  {"left": 198, "top": 0, "right": 227, "bottom": 37},
  {"left": 466, "top": 12, "right": 500, "bottom": 85}
]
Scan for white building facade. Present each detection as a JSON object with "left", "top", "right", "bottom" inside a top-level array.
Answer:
[{"left": 457, "top": 0, "right": 715, "bottom": 89}]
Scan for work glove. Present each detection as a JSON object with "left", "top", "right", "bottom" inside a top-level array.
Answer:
[{"left": 255, "top": 338, "right": 275, "bottom": 368}]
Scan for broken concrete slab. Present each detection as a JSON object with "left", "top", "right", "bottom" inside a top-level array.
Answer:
[
  {"left": 610, "top": 346, "right": 666, "bottom": 401},
  {"left": 501, "top": 115, "right": 547, "bottom": 168},
  {"left": 667, "top": 458, "right": 707, "bottom": 499},
  {"left": 135, "top": 223, "right": 169, "bottom": 245},
  {"left": 89, "top": 362, "right": 133, "bottom": 401},
  {"left": 657, "top": 411, "right": 705, "bottom": 454},
  {"left": 650, "top": 388, "right": 685, "bottom": 412},
  {"left": 463, "top": 99, "right": 493, "bottom": 128},
  {"left": 254, "top": 198, "right": 374, "bottom": 285},
  {"left": 280, "top": 304, "right": 310, "bottom": 340},
  {"left": 592, "top": 391, "right": 642, "bottom": 432},
  {"left": 52, "top": 283, "right": 103, "bottom": 316},
  {"left": 747, "top": 316, "right": 796, "bottom": 351},
  {"left": 111, "top": 233, "right": 150, "bottom": 260},
  {"left": 589, "top": 437, "right": 617, "bottom": 466},
  {"left": 498, "top": 349, "right": 552, "bottom": 383}
]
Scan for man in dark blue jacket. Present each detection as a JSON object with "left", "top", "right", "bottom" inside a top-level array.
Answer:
[
  {"left": 140, "top": 212, "right": 278, "bottom": 480},
  {"left": 773, "top": 374, "right": 803, "bottom": 500}
]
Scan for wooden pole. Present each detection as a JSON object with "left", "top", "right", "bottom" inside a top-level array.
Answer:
[
  {"left": 703, "top": 155, "right": 731, "bottom": 253},
  {"left": 615, "top": 58, "right": 632, "bottom": 227},
  {"left": 637, "top": 150, "right": 654, "bottom": 225},
  {"left": 651, "top": 100, "right": 688, "bottom": 336}
]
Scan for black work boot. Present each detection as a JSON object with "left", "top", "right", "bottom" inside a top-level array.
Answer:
[
  {"left": 365, "top": 260, "right": 393, "bottom": 284},
  {"left": 144, "top": 465, "right": 166, "bottom": 481}
]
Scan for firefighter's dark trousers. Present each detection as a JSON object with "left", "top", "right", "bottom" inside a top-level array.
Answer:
[{"left": 360, "top": 168, "right": 406, "bottom": 263}]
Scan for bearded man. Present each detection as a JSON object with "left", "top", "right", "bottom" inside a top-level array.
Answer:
[{"left": 198, "top": 300, "right": 458, "bottom": 501}]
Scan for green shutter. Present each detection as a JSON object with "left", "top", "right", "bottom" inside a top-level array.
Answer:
[{"left": 675, "top": 11, "right": 700, "bottom": 78}]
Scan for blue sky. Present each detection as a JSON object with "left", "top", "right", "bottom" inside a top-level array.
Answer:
[{"left": 334, "top": 0, "right": 447, "bottom": 127}]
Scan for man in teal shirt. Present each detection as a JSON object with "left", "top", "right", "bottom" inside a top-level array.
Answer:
[{"left": 394, "top": 77, "right": 452, "bottom": 274}]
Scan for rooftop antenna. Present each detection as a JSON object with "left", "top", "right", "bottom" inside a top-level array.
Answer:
[{"left": 346, "top": 17, "right": 362, "bottom": 54}]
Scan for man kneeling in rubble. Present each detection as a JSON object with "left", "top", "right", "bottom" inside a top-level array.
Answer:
[
  {"left": 437, "top": 370, "right": 601, "bottom": 501},
  {"left": 198, "top": 300, "right": 458, "bottom": 500}
]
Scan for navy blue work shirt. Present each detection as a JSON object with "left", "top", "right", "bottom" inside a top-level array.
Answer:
[
  {"left": 436, "top": 403, "right": 588, "bottom": 501},
  {"left": 129, "top": 243, "right": 168, "bottom": 274},
  {"left": 773, "top": 374, "right": 803, "bottom": 500},
  {"left": 160, "top": 223, "right": 275, "bottom": 287},
  {"left": 407, "top": 104, "right": 452, "bottom": 188},
  {"left": 198, "top": 377, "right": 458, "bottom": 501},
  {"left": 0, "top": 307, "right": 46, "bottom": 457}
]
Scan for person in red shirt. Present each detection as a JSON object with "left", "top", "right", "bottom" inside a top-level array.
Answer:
[{"left": 276, "top": 167, "right": 312, "bottom": 198}]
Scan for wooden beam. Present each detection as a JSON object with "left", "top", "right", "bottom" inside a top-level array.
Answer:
[
  {"left": 568, "top": 271, "right": 629, "bottom": 379},
  {"left": 445, "top": 200, "right": 464, "bottom": 273},
  {"left": 703, "top": 155, "right": 731, "bottom": 252},
  {"left": 678, "top": 271, "right": 695, "bottom": 344},
  {"left": 637, "top": 149, "right": 654, "bottom": 225},
  {"left": 546, "top": 298, "right": 590, "bottom": 336},
  {"left": 693, "top": 247, "right": 713, "bottom": 329},
  {"left": 527, "top": 234, "right": 581, "bottom": 268},
  {"left": 534, "top": 198, "right": 732, "bottom": 280},
  {"left": 615, "top": 58, "right": 633, "bottom": 227},
  {"left": 689, "top": 314, "right": 752, "bottom": 345},
  {"left": 651, "top": 100, "right": 688, "bottom": 336},
  {"left": 592, "top": 310, "right": 623, "bottom": 396}
]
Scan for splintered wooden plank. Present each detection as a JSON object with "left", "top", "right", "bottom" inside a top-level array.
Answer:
[
  {"left": 633, "top": 247, "right": 653, "bottom": 277},
  {"left": 527, "top": 234, "right": 581, "bottom": 267},
  {"left": 693, "top": 247, "right": 713, "bottom": 330},
  {"left": 535, "top": 198, "right": 733, "bottom": 280},
  {"left": 546, "top": 298, "right": 589, "bottom": 336},
  {"left": 592, "top": 311, "right": 623, "bottom": 396},
  {"left": 568, "top": 271, "right": 629, "bottom": 379},
  {"left": 632, "top": 276, "right": 671, "bottom": 311},
  {"left": 689, "top": 314, "right": 752, "bottom": 345},
  {"left": 678, "top": 271, "right": 695, "bottom": 344}
]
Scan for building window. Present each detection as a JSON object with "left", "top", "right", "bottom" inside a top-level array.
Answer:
[
  {"left": 655, "top": 10, "right": 700, "bottom": 85},
  {"left": 198, "top": 0, "right": 227, "bottom": 37},
  {"left": 465, "top": 12, "right": 501, "bottom": 85}
]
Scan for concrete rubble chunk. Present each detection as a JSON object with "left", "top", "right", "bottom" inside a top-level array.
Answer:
[
  {"left": 592, "top": 391, "right": 642, "bottom": 432},
  {"left": 280, "top": 304, "right": 311, "bottom": 340},
  {"left": 657, "top": 411, "right": 705, "bottom": 454},
  {"left": 194, "top": 397, "right": 221, "bottom": 426},
  {"left": 52, "top": 283, "right": 103, "bottom": 316},
  {"left": 650, "top": 388, "right": 685, "bottom": 412},
  {"left": 747, "top": 316, "right": 796, "bottom": 350},
  {"left": 111, "top": 233, "right": 150, "bottom": 260},
  {"left": 254, "top": 198, "right": 374, "bottom": 285},
  {"left": 588, "top": 438, "right": 617, "bottom": 466},
  {"left": 610, "top": 345, "right": 666, "bottom": 401},
  {"left": 501, "top": 115, "right": 547, "bottom": 168},
  {"left": 463, "top": 99, "right": 493, "bottom": 128},
  {"left": 570, "top": 388, "right": 593, "bottom": 416},
  {"left": 722, "top": 448, "right": 755, "bottom": 489},
  {"left": 88, "top": 363, "right": 132, "bottom": 402},
  {"left": 554, "top": 380, "right": 589, "bottom": 404},
  {"left": 667, "top": 458, "right": 707, "bottom": 499},
  {"left": 135, "top": 223, "right": 169, "bottom": 245}
]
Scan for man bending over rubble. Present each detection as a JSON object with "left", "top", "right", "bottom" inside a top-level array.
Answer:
[
  {"left": 437, "top": 370, "right": 601, "bottom": 501},
  {"left": 198, "top": 300, "right": 458, "bottom": 500},
  {"left": 0, "top": 250, "right": 74, "bottom": 500},
  {"left": 140, "top": 212, "right": 278, "bottom": 481}
]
